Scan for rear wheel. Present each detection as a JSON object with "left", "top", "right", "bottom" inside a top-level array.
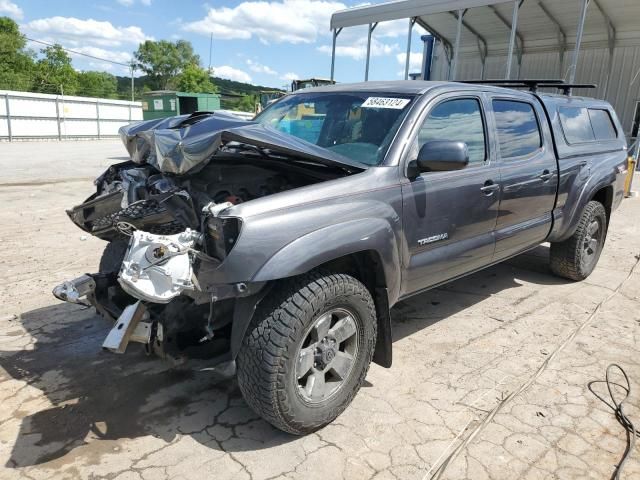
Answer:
[
  {"left": 550, "top": 200, "right": 607, "bottom": 281},
  {"left": 236, "top": 271, "right": 377, "bottom": 435}
]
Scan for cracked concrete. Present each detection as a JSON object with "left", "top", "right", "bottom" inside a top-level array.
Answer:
[{"left": 0, "top": 140, "right": 639, "bottom": 480}]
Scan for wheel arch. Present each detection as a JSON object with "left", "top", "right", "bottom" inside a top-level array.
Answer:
[
  {"left": 549, "top": 180, "right": 615, "bottom": 243},
  {"left": 230, "top": 242, "right": 397, "bottom": 368},
  {"left": 590, "top": 185, "right": 613, "bottom": 223}
]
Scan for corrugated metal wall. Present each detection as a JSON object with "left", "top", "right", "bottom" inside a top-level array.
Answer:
[
  {"left": 431, "top": 44, "right": 640, "bottom": 137},
  {"left": 0, "top": 90, "right": 143, "bottom": 141}
]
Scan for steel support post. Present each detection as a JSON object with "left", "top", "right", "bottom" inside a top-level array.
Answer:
[
  {"left": 96, "top": 100, "right": 101, "bottom": 139},
  {"left": 505, "top": 0, "right": 520, "bottom": 79},
  {"left": 569, "top": 0, "right": 590, "bottom": 85},
  {"left": 330, "top": 28, "right": 342, "bottom": 81},
  {"left": 450, "top": 9, "right": 464, "bottom": 80},
  {"left": 404, "top": 18, "right": 417, "bottom": 80},
  {"left": 55, "top": 96, "right": 62, "bottom": 141},
  {"left": 365, "top": 23, "right": 378, "bottom": 81},
  {"left": 4, "top": 94, "right": 11, "bottom": 142}
]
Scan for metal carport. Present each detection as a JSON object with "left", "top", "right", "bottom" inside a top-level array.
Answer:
[{"left": 329, "top": 0, "right": 640, "bottom": 137}]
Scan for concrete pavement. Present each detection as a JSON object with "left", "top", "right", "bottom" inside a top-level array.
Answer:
[{"left": 0, "top": 141, "right": 638, "bottom": 480}]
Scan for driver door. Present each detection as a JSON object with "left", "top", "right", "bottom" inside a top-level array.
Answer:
[{"left": 400, "top": 93, "right": 501, "bottom": 296}]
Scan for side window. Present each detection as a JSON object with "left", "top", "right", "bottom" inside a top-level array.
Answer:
[
  {"left": 588, "top": 109, "right": 617, "bottom": 140},
  {"left": 559, "top": 107, "right": 595, "bottom": 143},
  {"left": 492, "top": 100, "right": 542, "bottom": 158},
  {"left": 417, "top": 98, "right": 486, "bottom": 165}
]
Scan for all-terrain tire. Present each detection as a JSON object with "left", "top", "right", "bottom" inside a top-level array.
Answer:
[
  {"left": 98, "top": 238, "right": 129, "bottom": 274},
  {"left": 550, "top": 200, "right": 607, "bottom": 281},
  {"left": 236, "top": 271, "right": 377, "bottom": 435}
]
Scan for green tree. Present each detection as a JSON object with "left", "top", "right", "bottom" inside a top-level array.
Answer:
[
  {"left": 0, "top": 17, "right": 35, "bottom": 91},
  {"left": 33, "top": 44, "right": 79, "bottom": 95},
  {"left": 77, "top": 71, "right": 118, "bottom": 98},
  {"left": 236, "top": 94, "right": 257, "bottom": 112},
  {"left": 134, "top": 40, "right": 200, "bottom": 90},
  {"left": 173, "top": 63, "right": 216, "bottom": 93}
]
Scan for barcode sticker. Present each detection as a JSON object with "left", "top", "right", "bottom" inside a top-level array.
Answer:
[{"left": 361, "top": 97, "right": 411, "bottom": 109}]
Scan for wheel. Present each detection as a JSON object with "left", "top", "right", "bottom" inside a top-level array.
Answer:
[
  {"left": 236, "top": 271, "right": 377, "bottom": 435},
  {"left": 98, "top": 238, "right": 129, "bottom": 274},
  {"left": 550, "top": 200, "right": 607, "bottom": 281}
]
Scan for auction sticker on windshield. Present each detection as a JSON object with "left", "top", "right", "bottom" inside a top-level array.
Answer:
[{"left": 361, "top": 97, "right": 411, "bottom": 109}]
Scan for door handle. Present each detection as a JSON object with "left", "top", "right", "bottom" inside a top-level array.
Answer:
[
  {"left": 480, "top": 180, "right": 500, "bottom": 195},
  {"left": 539, "top": 170, "right": 554, "bottom": 181}
]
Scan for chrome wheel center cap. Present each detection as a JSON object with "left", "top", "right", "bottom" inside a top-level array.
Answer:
[{"left": 315, "top": 338, "right": 337, "bottom": 369}]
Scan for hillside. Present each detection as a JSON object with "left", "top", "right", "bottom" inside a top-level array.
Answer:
[{"left": 114, "top": 75, "right": 283, "bottom": 110}]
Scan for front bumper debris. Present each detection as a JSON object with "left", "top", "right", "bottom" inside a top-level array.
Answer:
[
  {"left": 102, "top": 301, "right": 163, "bottom": 354},
  {"left": 52, "top": 274, "right": 96, "bottom": 306}
]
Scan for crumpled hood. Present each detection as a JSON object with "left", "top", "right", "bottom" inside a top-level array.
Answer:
[{"left": 119, "top": 112, "right": 364, "bottom": 175}]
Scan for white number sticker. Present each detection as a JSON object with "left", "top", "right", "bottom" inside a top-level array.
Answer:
[{"left": 361, "top": 97, "right": 411, "bottom": 109}]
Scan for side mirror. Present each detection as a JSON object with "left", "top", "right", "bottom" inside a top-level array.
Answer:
[{"left": 416, "top": 140, "right": 469, "bottom": 173}]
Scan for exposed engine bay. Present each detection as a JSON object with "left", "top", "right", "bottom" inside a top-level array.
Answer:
[{"left": 54, "top": 111, "right": 359, "bottom": 363}]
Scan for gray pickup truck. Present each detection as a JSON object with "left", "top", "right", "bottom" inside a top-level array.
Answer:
[{"left": 54, "top": 80, "right": 628, "bottom": 434}]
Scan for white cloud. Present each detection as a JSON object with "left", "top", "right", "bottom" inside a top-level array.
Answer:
[
  {"left": 182, "top": 0, "right": 346, "bottom": 44},
  {"left": 281, "top": 72, "right": 299, "bottom": 81},
  {"left": 0, "top": 0, "right": 23, "bottom": 19},
  {"left": 213, "top": 65, "right": 252, "bottom": 83},
  {"left": 317, "top": 38, "right": 399, "bottom": 61},
  {"left": 116, "top": 0, "right": 151, "bottom": 5},
  {"left": 24, "top": 16, "right": 151, "bottom": 48},
  {"left": 396, "top": 52, "right": 423, "bottom": 72},
  {"left": 70, "top": 46, "right": 133, "bottom": 65},
  {"left": 246, "top": 59, "right": 277, "bottom": 75}
]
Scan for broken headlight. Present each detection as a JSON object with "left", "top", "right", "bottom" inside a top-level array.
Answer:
[{"left": 205, "top": 216, "right": 241, "bottom": 261}]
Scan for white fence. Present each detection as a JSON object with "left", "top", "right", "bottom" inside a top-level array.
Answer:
[{"left": 0, "top": 90, "right": 143, "bottom": 141}]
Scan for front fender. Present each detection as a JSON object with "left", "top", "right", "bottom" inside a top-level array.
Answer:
[{"left": 252, "top": 217, "right": 401, "bottom": 303}]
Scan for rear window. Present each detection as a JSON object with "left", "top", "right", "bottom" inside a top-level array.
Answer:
[
  {"left": 559, "top": 106, "right": 618, "bottom": 143},
  {"left": 559, "top": 107, "right": 595, "bottom": 143},
  {"left": 588, "top": 109, "right": 617, "bottom": 140},
  {"left": 492, "top": 100, "right": 542, "bottom": 158}
]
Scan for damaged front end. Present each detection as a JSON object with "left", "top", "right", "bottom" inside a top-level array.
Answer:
[{"left": 54, "top": 110, "right": 360, "bottom": 364}]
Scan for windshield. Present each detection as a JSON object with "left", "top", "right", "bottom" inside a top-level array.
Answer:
[{"left": 254, "top": 92, "right": 415, "bottom": 166}]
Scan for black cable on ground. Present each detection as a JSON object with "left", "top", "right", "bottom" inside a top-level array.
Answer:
[{"left": 589, "top": 364, "right": 637, "bottom": 480}]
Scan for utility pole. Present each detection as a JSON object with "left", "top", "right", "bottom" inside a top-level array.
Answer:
[
  {"left": 130, "top": 61, "right": 135, "bottom": 101},
  {"left": 208, "top": 33, "right": 213, "bottom": 74}
]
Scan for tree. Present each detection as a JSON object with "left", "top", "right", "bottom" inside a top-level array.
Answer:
[
  {"left": 173, "top": 63, "right": 216, "bottom": 93},
  {"left": 77, "top": 71, "right": 118, "bottom": 98},
  {"left": 236, "top": 94, "right": 258, "bottom": 112},
  {"left": 33, "top": 44, "right": 79, "bottom": 95},
  {"left": 0, "top": 17, "right": 35, "bottom": 91},
  {"left": 134, "top": 40, "right": 200, "bottom": 90}
]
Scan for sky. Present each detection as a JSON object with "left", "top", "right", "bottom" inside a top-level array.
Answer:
[{"left": 0, "top": 0, "right": 428, "bottom": 88}]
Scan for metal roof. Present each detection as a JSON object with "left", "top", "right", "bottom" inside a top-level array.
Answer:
[
  {"left": 288, "top": 80, "right": 448, "bottom": 94},
  {"left": 330, "top": 0, "right": 640, "bottom": 55}
]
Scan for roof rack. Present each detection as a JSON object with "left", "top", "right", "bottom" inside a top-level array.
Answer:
[{"left": 461, "top": 79, "right": 597, "bottom": 95}]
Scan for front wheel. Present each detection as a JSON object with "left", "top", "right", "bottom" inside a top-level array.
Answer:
[
  {"left": 236, "top": 271, "right": 377, "bottom": 435},
  {"left": 550, "top": 200, "right": 607, "bottom": 281}
]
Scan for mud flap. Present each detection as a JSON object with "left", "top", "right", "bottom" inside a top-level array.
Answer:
[{"left": 373, "top": 287, "right": 392, "bottom": 368}]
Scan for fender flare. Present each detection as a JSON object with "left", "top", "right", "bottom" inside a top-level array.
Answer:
[
  {"left": 550, "top": 176, "right": 615, "bottom": 242},
  {"left": 251, "top": 217, "right": 401, "bottom": 289},
  {"left": 230, "top": 218, "right": 401, "bottom": 365}
]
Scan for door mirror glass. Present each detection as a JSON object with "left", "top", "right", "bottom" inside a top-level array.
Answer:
[{"left": 417, "top": 140, "right": 469, "bottom": 172}]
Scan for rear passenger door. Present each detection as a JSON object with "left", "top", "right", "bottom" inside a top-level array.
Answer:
[
  {"left": 401, "top": 93, "right": 500, "bottom": 295},
  {"left": 491, "top": 97, "right": 558, "bottom": 259}
]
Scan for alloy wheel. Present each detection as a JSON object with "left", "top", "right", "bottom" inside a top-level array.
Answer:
[{"left": 295, "top": 308, "right": 359, "bottom": 403}]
